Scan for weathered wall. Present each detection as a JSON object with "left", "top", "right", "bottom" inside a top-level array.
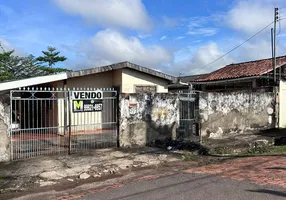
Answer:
[
  {"left": 279, "top": 80, "right": 286, "bottom": 128},
  {"left": 119, "top": 93, "right": 179, "bottom": 147},
  {"left": 199, "top": 92, "right": 275, "bottom": 138},
  {"left": 0, "top": 93, "right": 10, "bottom": 162}
]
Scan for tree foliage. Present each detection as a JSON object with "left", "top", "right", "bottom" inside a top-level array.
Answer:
[
  {"left": 0, "top": 43, "right": 71, "bottom": 82},
  {"left": 36, "top": 46, "right": 67, "bottom": 67}
]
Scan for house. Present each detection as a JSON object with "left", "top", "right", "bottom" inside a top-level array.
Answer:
[
  {"left": 190, "top": 56, "right": 286, "bottom": 92},
  {"left": 0, "top": 61, "right": 176, "bottom": 157},
  {"left": 0, "top": 61, "right": 176, "bottom": 94}
]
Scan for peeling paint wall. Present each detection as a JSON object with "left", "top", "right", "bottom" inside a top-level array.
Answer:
[
  {"left": 0, "top": 93, "right": 10, "bottom": 162},
  {"left": 199, "top": 92, "right": 275, "bottom": 139},
  {"left": 119, "top": 93, "right": 179, "bottom": 147}
]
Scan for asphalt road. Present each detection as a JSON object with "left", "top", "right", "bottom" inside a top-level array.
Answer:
[{"left": 80, "top": 173, "right": 286, "bottom": 200}]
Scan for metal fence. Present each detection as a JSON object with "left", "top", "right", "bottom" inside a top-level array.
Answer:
[
  {"left": 10, "top": 87, "right": 118, "bottom": 160},
  {"left": 178, "top": 91, "right": 199, "bottom": 140}
]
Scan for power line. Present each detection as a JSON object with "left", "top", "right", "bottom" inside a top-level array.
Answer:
[{"left": 193, "top": 21, "right": 274, "bottom": 74}]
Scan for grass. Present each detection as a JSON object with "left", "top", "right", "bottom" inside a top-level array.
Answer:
[
  {"left": 181, "top": 151, "right": 200, "bottom": 161},
  {"left": 267, "top": 145, "right": 286, "bottom": 153},
  {"left": 206, "top": 145, "right": 286, "bottom": 157}
]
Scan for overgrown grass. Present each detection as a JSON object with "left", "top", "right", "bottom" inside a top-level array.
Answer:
[
  {"left": 267, "top": 145, "right": 286, "bottom": 153},
  {"left": 181, "top": 151, "right": 199, "bottom": 161},
  {"left": 208, "top": 145, "right": 286, "bottom": 156}
]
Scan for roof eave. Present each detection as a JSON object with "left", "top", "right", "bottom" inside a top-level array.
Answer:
[{"left": 0, "top": 73, "right": 68, "bottom": 92}]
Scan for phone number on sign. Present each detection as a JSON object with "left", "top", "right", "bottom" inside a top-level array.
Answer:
[{"left": 84, "top": 103, "right": 103, "bottom": 111}]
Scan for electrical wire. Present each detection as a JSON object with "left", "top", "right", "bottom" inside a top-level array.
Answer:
[{"left": 192, "top": 21, "right": 275, "bottom": 74}]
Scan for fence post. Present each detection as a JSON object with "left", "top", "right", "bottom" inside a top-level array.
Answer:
[
  {"left": 116, "top": 91, "right": 120, "bottom": 148},
  {"left": 68, "top": 90, "right": 72, "bottom": 154},
  {"left": 10, "top": 90, "right": 13, "bottom": 161}
]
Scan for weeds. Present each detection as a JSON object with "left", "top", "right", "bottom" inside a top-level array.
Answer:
[{"left": 181, "top": 151, "right": 199, "bottom": 161}]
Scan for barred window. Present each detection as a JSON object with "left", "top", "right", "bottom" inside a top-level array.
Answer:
[{"left": 135, "top": 85, "right": 157, "bottom": 93}]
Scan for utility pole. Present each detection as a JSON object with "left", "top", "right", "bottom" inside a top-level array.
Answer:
[
  {"left": 271, "top": 28, "right": 274, "bottom": 74},
  {"left": 273, "top": 7, "right": 280, "bottom": 128},
  {"left": 273, "top": 7, "right": 279, "bottom": 84}
]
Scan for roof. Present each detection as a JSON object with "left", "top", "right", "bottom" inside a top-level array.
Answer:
[
  {"left": 0, "top": 73, "right": 67, "bottom": 92},
  {"left": 0, "top": 61, "right": 176, "bottom": 91},
  {"left": 68, "top": 61, "right": 176, "bottom": 82},
  {"left": 180, "top": 74, "right": 209, "bottom": 82},
  {"left": 195, "top": 56, "right": 286, "bottom": 82}
]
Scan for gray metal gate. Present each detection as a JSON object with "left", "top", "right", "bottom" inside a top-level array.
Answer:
[
  {"left": 10, "top": 87, "right": 118, "bottom": 160},
  {"left": 178, "top": 90, "right": 199, "bottom": 140}
]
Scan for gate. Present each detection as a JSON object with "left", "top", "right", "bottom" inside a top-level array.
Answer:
[
  {"left": 10, "top": 87, "right": 118, "bottom": 160},
  {"left": 178, "top": 90, "right": 199, "bottom": 140}
]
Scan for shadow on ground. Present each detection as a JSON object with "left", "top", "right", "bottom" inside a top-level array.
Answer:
[
  {"left": 255, "top": 128, "right": 286, "bottom": 145},
  {"left": 247, "top": 189, "right": 286, "bottom": 198},
  {"left": 147, "top": 138, "right": 209, "bottom": 155}
]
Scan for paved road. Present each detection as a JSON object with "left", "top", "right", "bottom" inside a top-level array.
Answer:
[{"left": 79, "top": 173, "right": 286, "bottom": 200}]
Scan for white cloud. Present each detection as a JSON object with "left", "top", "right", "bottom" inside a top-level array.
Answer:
[
  {"left": 187, "top": 28, "right": 217, "bottom": 36},
  {"left": 75, "top": 29, "right": 172, "bottom": 69},
  {"left": 186, "top": 17, "right": 218, "bottom": 36},
  {"left": 174, "top": 36, "right": 185, "bottom": 40},
  {"left": 0, "top": 37, "right": 23, "bottom": 55},
  {"left": 0, "top": 37, "right": 14, "bottom": 51},
  {"left": 53, "top": 0, "right": 152, "bottom": 31},
  {"left": 173, "top": 37, "right": 286, "bottom": 76},
  {"left": 162, "top": 16, "right": 179, "bottom": 28},
  {"left": 227, "top": 0, "right": 286, "bottom": 34},
  {"left": 160, "top": 36, "right": 167, "bottom": 40},
  {"left": 138, "top": 34, "right": 152, "bottom": 39},
  {"left": 174, "top": 42, "right": 235, "bottom": 75}
]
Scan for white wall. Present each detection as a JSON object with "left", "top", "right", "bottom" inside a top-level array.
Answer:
[{"left": 121, "top": 68, "right": 168, "bottom": 93}]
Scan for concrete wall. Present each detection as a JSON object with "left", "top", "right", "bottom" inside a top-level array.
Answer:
[
  {"left": 119, "top": 93, "right": 179, "bottom": 147},
  {"left": 199, "top": 92, "right": 275, "bottom": 138},
  {"left": 279, "top": 80, "right": 286, "bottom": 128},
  {"left": 0, "top": 93, "right": 10, "bottom": 162},
  {"left": 121, "top": 68, "right": 168, "bottom": 93}
]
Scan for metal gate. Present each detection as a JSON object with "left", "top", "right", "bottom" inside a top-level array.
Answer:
[
  {"left": 10, "top": 87, "right": 118, "bottom": 160},
  {"left": 178, "top": 90, "right": 199, "bottom": 140}
]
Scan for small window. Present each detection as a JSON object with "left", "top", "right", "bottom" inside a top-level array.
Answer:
[{"left": 135, "top": 85, "right": 157, "bottom": 93}]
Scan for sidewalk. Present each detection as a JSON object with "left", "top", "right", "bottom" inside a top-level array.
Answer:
[{"left": 0, "top": 147, "right": 180, "bottom": 193}]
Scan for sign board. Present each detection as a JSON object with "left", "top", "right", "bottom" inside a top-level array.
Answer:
[
  {"left": 71, "top": 91, "right": 103, "bottom": 100},
  {"left": 71, "top": 91, "right": 103, "bottom": 113},
  {"left": 73, "top": 100, "right": 103, "bottom": 112}
]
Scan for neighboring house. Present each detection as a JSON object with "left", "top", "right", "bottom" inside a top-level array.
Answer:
[{"left": 190, "top": 56, "right": 286, "bottom": 92}]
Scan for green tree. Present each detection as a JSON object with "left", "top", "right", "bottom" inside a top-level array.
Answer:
[
  {"left": 36, "top": 46, "right": 67, "bottom": 67},
  {"left": 0, "top": 43, "right": 71, "bottom": 82}
]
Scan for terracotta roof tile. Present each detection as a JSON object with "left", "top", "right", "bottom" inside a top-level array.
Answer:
[{"left": 195, "top": 56, "right": 286, "bottom": 82}]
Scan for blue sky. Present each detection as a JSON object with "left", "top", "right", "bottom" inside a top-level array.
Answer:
[{"left": 1, "top": 0, "right": 286, "bottom": 75}]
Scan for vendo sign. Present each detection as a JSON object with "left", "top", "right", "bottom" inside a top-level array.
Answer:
[{"left": 71, "top": 91, "right": 103, "bottom": 100}]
